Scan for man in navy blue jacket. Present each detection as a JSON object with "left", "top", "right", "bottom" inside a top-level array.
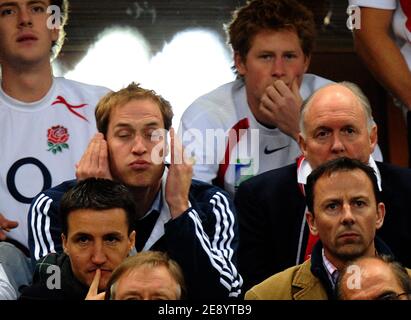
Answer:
[
  {"left": 28, "top": 83, "right": 242, "bottom": 299},
  {"left": 236, "top": 82, "right": 411, "bottom": 293}
]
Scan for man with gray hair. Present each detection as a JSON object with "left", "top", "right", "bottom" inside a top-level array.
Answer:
[{"left": 236, "top": 82, "right": 411, "bottom": 293}]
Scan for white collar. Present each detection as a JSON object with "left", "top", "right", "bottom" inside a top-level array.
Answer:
[
  {"left": 142, "top": 167, "right": 171, "bottom": 251},
  {"left": 297, "top": 156, "right": 382, "bottom": 191},
  {"left": 141, "top": 167, "right": 192, "bottom": 251}
]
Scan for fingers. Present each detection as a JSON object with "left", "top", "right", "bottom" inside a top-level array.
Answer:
[
  {"left": 266, "top": 79, "right": 301, "bottom": 109},
  {"left": 170, "top": 128, "right": 185, "bottom": 165},
  {"left": 85, "top": 269, "right": 107, "bottom": 300},
  {"left": 87, "top": 269, "right": 101, "bottom": 297},
  {"left": 272, "top": 79, "right": 290, "bottom": 97},
  {"left": 97, "top": 139, "right": 110, "bottom": 175},
  {"left": 76, "top": 133, "right": 112, "bottom": 180},
  {"left": 170, "top": 127, "right": 175, "bottom": 165},
  {"left": 0, "top": 214, "right": 18, "bottom": 240}
]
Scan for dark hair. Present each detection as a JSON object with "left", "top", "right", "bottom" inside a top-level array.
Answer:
[
  {"left": 337, "top": 255, "right": 411, "bottom": 300},
  {"left": 305, "top": 157, "right": 381, "bottom": 215},
  {"left": 60, "top": 178, "right": 138, "bottom": 236},
  {"left": 227, "top": 0, "right": 316, "bottom": 62},
  {"left": 49, "top": 0, "right": 69, "bottom": 60},
  {"left": 95, "top": 82, "right": 173, "bottom": 136},
  {"left": 106, "top": 251, "right": 186, "bottom": 300}
]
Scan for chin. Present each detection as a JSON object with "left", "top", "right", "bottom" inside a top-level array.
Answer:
[
  {"left": 126, "top": 175, "right": 151, "bottom": 186},
  {"left": 337, "top": 246, "right": 365, "bottom": 261}
]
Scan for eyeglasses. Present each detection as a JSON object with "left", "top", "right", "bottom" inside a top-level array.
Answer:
[{"left": 375, "top": 292, "right": 411, "bottom": 301}]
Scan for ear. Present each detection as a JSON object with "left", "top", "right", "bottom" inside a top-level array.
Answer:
[
  {"left": 303, "top": 55, "right": 311, "bottom": 73},
  {"left": 128, "top": 231, "right": 136, "bottom": 253},
  {"left": 369, "top": 124, "right": 378, "bottom": 153},
  {"left": 375, "top": 202, "right": 385, "bottom": 230},
  {"left": 234, "top": 51, "right": 246, "bottom": 76},
  {"left": 61, "top": 233, "right": 68, "bottom": 255},
  {"left": 298, "top": 133, "right": 308, "bottom": 158},
  {"left": 306, "top": 211, "right": 319, "bottom": 236},
  {"left": 51, "top": 26, "right": 59, "bottom": 43}
]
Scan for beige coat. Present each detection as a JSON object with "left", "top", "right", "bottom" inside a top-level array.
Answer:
[
  {"left": 245, "top": 259, "right": 328, "bottom": 300},
  {"left": 245, "top": 259, "right": 411, "bottom": 300}
]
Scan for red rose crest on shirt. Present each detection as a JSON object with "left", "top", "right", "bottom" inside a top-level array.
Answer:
[{"left": 47, "top": 125, "right": 69, "bottom": 154}]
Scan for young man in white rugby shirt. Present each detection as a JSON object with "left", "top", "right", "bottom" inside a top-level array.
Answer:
[{"left": 0, "top": 0, "right": 110, "bottom": 249}]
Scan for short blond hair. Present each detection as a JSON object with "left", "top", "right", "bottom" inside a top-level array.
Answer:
[
  {"left": 106, "top": 251, "right": 186, "bottom": 300},
  {"left": 95, "top": 83, "right": 174, "bottom": 136}
]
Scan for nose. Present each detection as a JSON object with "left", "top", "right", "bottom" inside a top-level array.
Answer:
[
  {"left": 271, "top": 58, "right": 286, "bottom": 78},
  {"left": 330, "top": 134, "right": 345, "bottom": 154},
  {"left": 91, "top": 242, "right": 107, "bottom": 266},
  {"left": 18, "top": 8, "right": 33, "bottom": 27},
  {"left": 341, "top": 203, "right": 355, "bottom": 226},
  {"left": 131, "top": 135, "right": 148, "bottom": 155}
]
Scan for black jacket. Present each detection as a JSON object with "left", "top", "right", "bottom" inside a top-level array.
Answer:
[
  {"left": 19, "top": 253, "right": 88, "bottom": 300},
  {"left": 236, "top": 161, "right": 411, "bottom": 292},
  {"left": 28, "top": 178, "right": 242, "bottom": 299}
]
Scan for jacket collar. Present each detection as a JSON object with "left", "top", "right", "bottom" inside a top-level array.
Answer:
[
  {"left": 35, "top": 253, "right": 89, "bottom": 299},
  {"left": 308, "top": 237, "right": 394, "bottom": 300},
  {"left": 288, "top": 258, "right": 329, "bottom": 300},
  {"left": 309, "top": 242, "right": 336, "bottom": 299}
]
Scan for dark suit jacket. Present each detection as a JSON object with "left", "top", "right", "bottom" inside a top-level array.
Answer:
[{"left": 235, "top": 161, "right": 411, "bottom": 293}]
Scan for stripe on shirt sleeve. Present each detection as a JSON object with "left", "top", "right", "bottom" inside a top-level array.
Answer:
[{"left": 187, "top": 191, "right": 242, "bottom": 297}]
